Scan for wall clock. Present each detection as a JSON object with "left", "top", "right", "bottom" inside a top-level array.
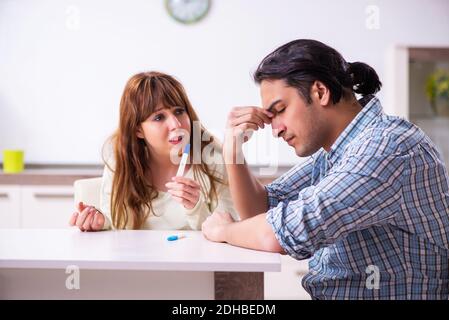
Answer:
[{"left": 166, "top": 0, "right": 211, "bottom": 24}]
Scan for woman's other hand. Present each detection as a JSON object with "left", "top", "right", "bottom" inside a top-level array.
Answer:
[{"left": 69, "top": 201, "right": 105, "bottom": 231}]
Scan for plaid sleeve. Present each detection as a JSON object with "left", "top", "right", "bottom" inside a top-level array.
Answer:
[
  {"left": 267, "top": 138, "right": 406, "bottom": 260},
  {"left": 264, "top": 155, "right": 316, "bottom": 209}
]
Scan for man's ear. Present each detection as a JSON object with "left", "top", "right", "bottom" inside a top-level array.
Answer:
[{"left": 311, "top": 81, "right": 331, "bottom": 106}]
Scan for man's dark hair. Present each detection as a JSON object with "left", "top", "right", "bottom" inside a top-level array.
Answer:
[{"left": 254, "top": 39, "right": 382, "bottom": 104}]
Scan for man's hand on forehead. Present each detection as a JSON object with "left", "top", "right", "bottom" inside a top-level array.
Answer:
[{"left": 229, "top": 106, "right": 273, "bottom": 129}]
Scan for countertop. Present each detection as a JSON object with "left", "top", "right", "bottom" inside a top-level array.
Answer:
[
  {"left": 0, "top": 229, "right": 281, "bottom": 272},
  {"left": 0, "top": 164, "right": 293, "bottom": 185}
]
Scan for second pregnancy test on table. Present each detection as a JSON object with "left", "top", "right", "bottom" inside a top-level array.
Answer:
[{"left": 176, "top": 143, "right": 190, "bottom": 177}]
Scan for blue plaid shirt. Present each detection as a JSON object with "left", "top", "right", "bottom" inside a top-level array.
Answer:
[{"left": 266, "top": 95, "right": 449, "bottom": 299}]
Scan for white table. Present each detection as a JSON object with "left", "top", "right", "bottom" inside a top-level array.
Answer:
[{"left": 0, "top": 229, "right": 280, "bottom": 299}]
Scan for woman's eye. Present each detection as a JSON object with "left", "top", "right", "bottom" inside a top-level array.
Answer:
[
  {"left": 277, "top": 107, "right": 286, "bottom": 114},
  {"left": 153, "top": 114, "right": 164, "bottom": 121},
  {"left": 175, "top": 108, "right": 185, "bottom": 115}
]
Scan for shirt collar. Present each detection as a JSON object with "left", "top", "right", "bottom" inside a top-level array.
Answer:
[{"left": 326, "top": 95, "right": 383, "bottom": 165}]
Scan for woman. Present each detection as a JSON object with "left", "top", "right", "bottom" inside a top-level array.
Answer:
[{"left": 69, "top": 71, "right": 237, "bottom": 231}]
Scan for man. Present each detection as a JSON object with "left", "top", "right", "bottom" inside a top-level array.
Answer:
[{"left": 201, "top": 39, "right": 449, "bottom": 299}]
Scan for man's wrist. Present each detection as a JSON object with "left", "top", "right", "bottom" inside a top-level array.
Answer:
[
  {"left": 219, "top": 223, "right": 231, "bottom": 243},
  {"left": 223, "top": 144, "right": 245, "bottom": 166}
]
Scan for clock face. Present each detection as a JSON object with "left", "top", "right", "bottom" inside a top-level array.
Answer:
[{"left": 166, "top": 0, "right": 211, "bottom": 24}]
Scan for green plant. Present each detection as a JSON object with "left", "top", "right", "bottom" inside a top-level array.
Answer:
[{"left": 425, "top": 70, "right": 449, "bottom": 108}]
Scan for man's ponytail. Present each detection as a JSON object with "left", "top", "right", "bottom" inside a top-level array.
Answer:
[{"left": 348, "top": 62, "right": 382, "bottom": 96}]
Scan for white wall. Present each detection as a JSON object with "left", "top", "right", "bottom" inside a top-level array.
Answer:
[{"left": 1, "top": 0, "right": 449, "bottom": 165}]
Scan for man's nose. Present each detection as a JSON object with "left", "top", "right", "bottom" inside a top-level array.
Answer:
[{"left": 271, "top": 117, "right": 286, "bottom": 138}]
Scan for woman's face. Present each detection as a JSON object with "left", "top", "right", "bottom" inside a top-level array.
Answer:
[{"left": 137, "top": 104, "right": 191, "bottom": 158}]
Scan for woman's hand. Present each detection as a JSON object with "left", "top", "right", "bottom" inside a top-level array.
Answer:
[
  {"left": 166, "top": 176, "right": 201, "bottom": 210},
  {"left": 69, "top": 201, "right": 105, "bottom": 232}
]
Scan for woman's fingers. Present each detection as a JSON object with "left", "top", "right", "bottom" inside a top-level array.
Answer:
[
  {"left": 171, "top": 195, "right": 195, "bottom": 209},
  {"left": 82, "top": 211, "right": 95, "bottom": 231},
  {"left": 166, "top": 184, "right": 197, "bottom": 196},
  {"left": 92, "top": 212, "right": 105, "bottom": 230},
  {"left": 168, "top": 189, "right": 198, "bottom": 203},
  {"left": 168, "top": 185, "right": 200, "bottom": 201},
  {"left": 70, "top": 202, "right": 86, "bottom": 227},
  {"left": 70, "top": 202, "right": 104, "bottom": 232},
  {"left": 166, "top": 178, "right": 200, "bottom": 198},
  {"left": 165, "top": 182, "right": 199, "bottom": 194},
  {"left": 171, "top": 176, "right": 200, "bottom": 188},
  {"left": 69, "top": 212, "right": 79, "bottom": 226},
  {"left": 75, "top": 206, "right": 91, "bottom": 228},
  {"left": 77, "top": 201, "right": 86, "bottom": 212},
  {"left": 165, "top": 177, "right": 200, "bottom": 210}
]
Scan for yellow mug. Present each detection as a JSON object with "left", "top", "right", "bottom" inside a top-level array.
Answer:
[{"left": 3, "top": 150, "right": 25, "bottom": 173}]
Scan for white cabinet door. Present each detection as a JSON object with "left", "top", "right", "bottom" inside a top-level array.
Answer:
[
  {"left": 21, "top": 186, "right": 74, "bottom": 228},
  {"left": 0, "top": 185, "right": 21, "bottom": 228}
]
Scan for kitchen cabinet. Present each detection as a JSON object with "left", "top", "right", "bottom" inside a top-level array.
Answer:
[
  {"left": 0, "top": 185, "right": 74, "bottom": 229},
  {"left": 0, "top": 168, "right": 101, "bottom": 228},
  {"left": 21, "top": 185, "right": 74, "bottom": 228},
  {"left": 0, "top": 185, "right": 21, "bottom": 228}
]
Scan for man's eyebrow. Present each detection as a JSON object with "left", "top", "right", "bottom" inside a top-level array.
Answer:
[{"left": 266, "top": 99, "right": 282, "bottom": 113}]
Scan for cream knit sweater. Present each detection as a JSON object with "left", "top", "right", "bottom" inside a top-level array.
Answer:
[{"left": 99, "top": 156, "right": 238, "bottom": 230}]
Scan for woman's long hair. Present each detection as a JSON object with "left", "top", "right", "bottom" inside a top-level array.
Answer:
[{"left": 104, "top": 71, "right": 224, "bottom": 229}]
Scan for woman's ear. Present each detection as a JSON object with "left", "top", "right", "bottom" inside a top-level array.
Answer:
[
  {"left": 136, "top": 126, "right": 145, "bottom": 139},
  {"left": 311, "top": 81, "right": 331, "bottom": 106}
]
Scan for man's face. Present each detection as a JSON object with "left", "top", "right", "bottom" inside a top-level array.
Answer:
[{"left": 260, "top": 79, "right": 326, "bottom": 157}]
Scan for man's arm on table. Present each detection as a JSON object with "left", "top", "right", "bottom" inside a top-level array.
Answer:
[{"left": 202, "top": 211, "right": 285, "bottom": 253}]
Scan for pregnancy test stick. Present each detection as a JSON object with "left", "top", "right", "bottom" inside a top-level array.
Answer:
[
  {"left": 176, "top": 143, "right": 190, "bottom": 177},
  {"left": 167, "top": 234, "right": 186, "bottom": 241}
]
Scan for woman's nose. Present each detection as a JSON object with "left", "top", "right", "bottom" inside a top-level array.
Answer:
[{"left": 167, "top": 114, "right": 182, "bottom": 130}]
